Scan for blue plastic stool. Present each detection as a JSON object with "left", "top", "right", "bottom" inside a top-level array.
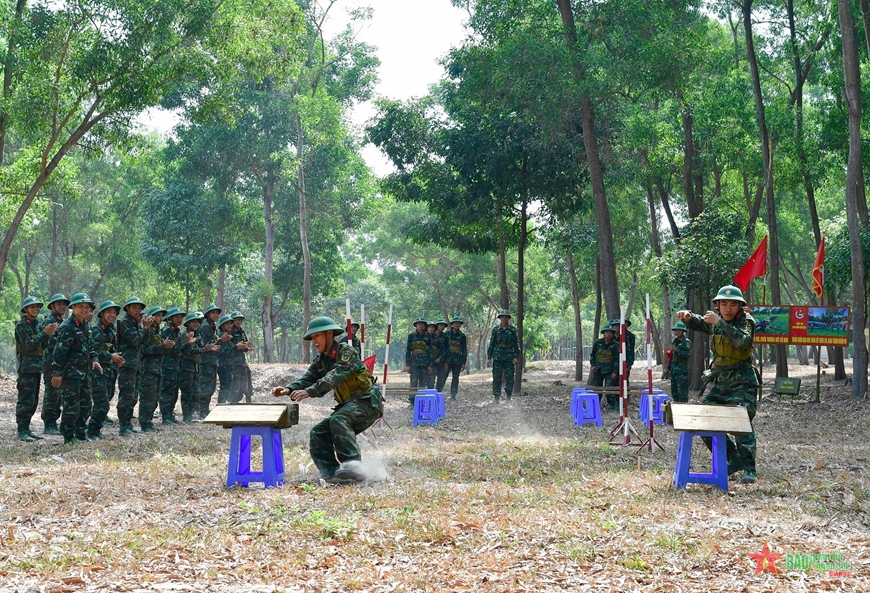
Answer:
[
  {"left": 673, "top": 430, "right": 728, "bottom": 491},
  {"left": 226, "top": 425, "right": 285, "bottom": 488},
  {"left": 571, "top": 388, "right": 602, "bottom": 427},
  {"left": 413, "top": 392, "right": 439, "bottom": 426},
  {"left": 418, "top": 389, "right": 446, "bottom": 418},
  {"left": 639, "top": 390, "right": 669, "bottom": 424}
]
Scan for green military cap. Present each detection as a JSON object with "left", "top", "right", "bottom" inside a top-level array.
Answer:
[
  {"left": 607, "top": 317, "right": 631, "bottom": 328},
  {"left": 182, "top": 311, "right": 204, "bottom": 326},
  {"left": 672, "top": 321, "right": 687, "bottom": 331},
  {"left": 145, "top": 305, "right": 167, "bottom": 317},
  {"left": 165, "top": 306, "right": 185, "bottom": 320},
  {"left": 123, "top": 296, "right": 146, "bottom": 311},
  {"left": 624, "top": 318, "right": 633, "bottom": 327},
  {"left": 203, "top": 303, "right": 221, "bottom": 316},
  {"left": 427, "top": 320, "right": 437, "bottom": 328},
  {"left": 97, "top": 300, "right": 121, "bottom": 317},
  {"left": 601, "top": 326, "right": 615, "bottom": 334},
  {"left": 303, "top": 316, "right": 345, "bottom": 340},
  {"left": 47, "top": 293, "right": 70, "bottom": 307},
  {"left": 350, "top": 321, "right": 360, "bottom": 329},
  {"left": 413, "top": 316, "right": 427, "bottom": 326},
  {"left": 217, "top": 314, "right": 234, "bottom": 328},
  {"left": 450, "top": 315, "right": 464, "bottom": 324},
  {"left": 712, "top": 285, "right": 746, "bottom": 304},
  {"left": 20, "top": 295, "right": 43, "bottom": 313},
  {"left": 69, "top": 292, "right": 95, "bottom": 308},
  {"left": 497, "top": 309, "right": 511, "bottom": 318},
  {"left": 436, "top": 318, "right": 448, "bottom": 326},
  {"left": 230, "top": 310, "right": 245, "bottom": 320}
]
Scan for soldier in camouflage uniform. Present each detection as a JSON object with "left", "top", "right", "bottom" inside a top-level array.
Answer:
[
  {"left": 180, "top": 312, "right": 210, "bottom": 422},
  {"left": 337, "top": 322, "right": 362, "bottom": 357},
  {"left": 667, "top": 321, "right": 691, "bottom": 403},
  {"left": 88, "top": 300, "right": 124, "bottom": 440},
  {"left": 230, "top": 311, "right": 254, "bottom": 403},
  {"left": 676, "top": 285, "right": 758, "bottom": 485},
  {"left": 590, "top": 326, "right": 620, "bottom": 411},
  {"left": 15, "top": 296, "right": 57, "bottom": 441},
  {"left": 433, "top": 319, "right": 451, "bottom": 393},
  {"left": 216, "top": 314, "right": 236, "bottom": 404},
  {"left": 196, "top": 304, "right": 230, "bottom": 418},
  {"left": 273, "top": 317, "right": 382, "bottom": 484},
  {"left": 404, "top": 317, "right": 431, "bottom": 396},
  {"left": 607, "top": 318, "right": 636, "bottom": 383},
  {"left": 40, "top": 293, "right": 69, "bottom": 434},
  {"left": 487, "top": 310, "right": 520, "bottom": 403},
  {"left": 139, "top": 305, "right": 171, "bottom": 432},
  {"left": 117, "top": 296, "right": 155, "bottom": 436},
  {"left": 159, "top": 307, "right": 188, "bottom": 424},
  {"left": 425, "top": 321, "right": 439, "bottom": 389},
  {"left": 51, "top": 293, "right": 102, "bottom": 444},
  {"left": 445, "top": 316, "right": 467, "bottom": 400}
]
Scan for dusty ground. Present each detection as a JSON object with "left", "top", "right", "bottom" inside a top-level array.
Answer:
[{"left": 0, "top": 360, "right": 867, "bottom": 592}]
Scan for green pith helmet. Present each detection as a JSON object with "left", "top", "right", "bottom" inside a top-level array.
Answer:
[
  {"left": 601, "top": 326, "right": 615, "bottom": 335},
  {"left": 165, "top": 306, "right": 185, "bottom": 320},
  {"left": 672, "top": 321, "right": 687, "bottom": 332},
  {"left": 203, "top": 303, "right": 221, "bottom": 316},
  {"left": 146, "top": 305, "right": 167, "bottom": 317},
  {"left": 230, "top": 311, "right": 244, "bottom": 320},
  {"left": 123, "top": 296, "right": 146, "bottom": 311},
  {"left": 217, "top": 314, "right": 233, "bottom": 328},
  {"left": 303, "top": 316, "right": 345, "bottom": 340},
  {"left": 413, "top": 316, "right": 427, "bottom": 326},
  {"left": 427, "top": 320, "right": 437, "bottom": 328},
  {"left": 183, "top": 311, "right": 204, "bottom": 326},
  {"left": 497, "top": 309, "right": 511, "bottom": 318},
  {"left": 450, "top": 315, "right": 464, "bottom": 324},
  {"left": 436, "top": 318, "right": 448, "bottom": 326},
  {"left": 97, "top": 300, "right": 121, "bottom": 317},
  {"left": 350, "top": 321, "right": 360, "bottom": 329},
  {"left": 712, "top": 285, "right": 746, "bottom": 304},
  {"left": 20, "top": 296, "right": 43, "bottom": 313},
  {"left": 47, "top": 293, "right": 70, "bottom": 307},
  {"left": 69, "top": 292, "right": 95, "bottom": 307}
]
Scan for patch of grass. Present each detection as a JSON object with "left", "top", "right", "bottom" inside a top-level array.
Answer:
[{"left": 291, "top": 509, "right": 356, "bottom": 542}]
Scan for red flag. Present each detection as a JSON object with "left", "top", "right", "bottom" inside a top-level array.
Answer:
[
  {"left": 733, "top": 236, "right": 768, "bottom": 292},
  {"left": 812, "top": 235, "right": 825, "bottom": 299}
]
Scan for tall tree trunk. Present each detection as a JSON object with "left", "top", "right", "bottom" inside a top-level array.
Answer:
[
  {"left": 567, "top": 245, "right": 584, "bottom": 381},
  {"left": 593, "top": 260, "right": 602, "bottom": 339},
  {"left": 646, "top": 184, "right": 672, "bottom": 355},
  {"left": 261, "top": 174, "right": 277, "bottom": 363},
  {"left": 557, "top": 0, "right": 619, "bottom": 318},
  {"left": 217, "top": 266, "right": 226, "bottom": 311},
  {"left": 678, "top": 94, "right": 703, "bottom": 218},
  {"left": 497, "top": 219, "right": 510, "bottom": 310},
  {"left": 296, "top": 113, "right": 312, "bottom": 364},
  {"left": 742, "top": 0, "right": 788, "bottom": 378},
  {"left": 826, "top": 285, "right": 847, "bottom": 380},
  {"left": 513, "top": 199, "right": 527, "bottom": 396},
  {"left": 839, "top": 0, "right": 868, "bottom": 398}
]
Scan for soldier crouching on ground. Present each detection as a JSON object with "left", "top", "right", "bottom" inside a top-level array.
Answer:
[
  {"left": 272, "top": 317, "right": 382, "bottom": 485},
  {"left": 676, "top": 284, "right": 758, "bottom": 485}
]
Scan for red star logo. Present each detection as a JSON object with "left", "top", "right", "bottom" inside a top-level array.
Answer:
[{"left": 749, "top": 542, "right": 784, "bottom": 575}]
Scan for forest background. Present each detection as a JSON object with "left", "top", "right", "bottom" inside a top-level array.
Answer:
[{"left": 1, "top": 0, "right": 869, "bottom": 397}]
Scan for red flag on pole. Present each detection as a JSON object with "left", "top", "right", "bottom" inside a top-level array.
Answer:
[
  {"left": 733, "top": 236, "right": 768, "bottom": 292},
  {"left": 812, "top": 234, "right": 825, "bottom": 299}
]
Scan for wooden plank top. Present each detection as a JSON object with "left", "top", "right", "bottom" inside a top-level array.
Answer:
[
  {"left": 669, "top": 403, "right": 753, "bottom": 434},
  {"left": 203, "top": 403, "right": 299, "bottom": 428}
]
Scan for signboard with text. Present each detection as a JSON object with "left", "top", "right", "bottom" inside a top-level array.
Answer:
[{"left": 748, "top": 305, "right": 850, "bottom": 347}]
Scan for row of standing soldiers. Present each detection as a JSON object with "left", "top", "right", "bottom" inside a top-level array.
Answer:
[
  {"left": 404, "top": 316, "right": 468, "bottom": 400},
  {"left": 13, "top": 293, "right": 254, "bottom": 443}
]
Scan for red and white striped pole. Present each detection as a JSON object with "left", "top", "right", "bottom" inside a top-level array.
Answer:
[
  {"left": 360, "top": 304, "right": 366, "bottom": 360},
  {"left": 646, "top": 295, "right": 654, "bottom": 445},
  {"left": 619, "top": 307, "right": 629, "bottom": 443},
  {"left": 345, "top": 298, "right": 352, "bottom": 341},
  {"left": 379, "top": 304, "right": 393, "bottom": 428}
]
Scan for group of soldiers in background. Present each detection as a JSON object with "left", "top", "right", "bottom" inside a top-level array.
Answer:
[
  {"left": 404, "top": 316, "right": 468, "bottom": 400},
  {"left": 13, "top": 293, "right": 254, "bottom": 444}
]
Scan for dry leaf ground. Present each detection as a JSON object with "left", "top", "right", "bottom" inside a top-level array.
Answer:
[{"left": 0, "top": 360, "right": 867, "bottom": 592}]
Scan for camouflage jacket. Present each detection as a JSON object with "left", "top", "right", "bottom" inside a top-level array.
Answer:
[
  {"left": 445, "top": 329, "right": 467, "bottom": 365},
  {"left": 141, "top": 326, "right": 165, "bottom": 375},
  {"left": 669, "top": 335, "right": 691, "bottom": 372},
  {"left": 684, "top": 312, "right": 755, "bottom": 369},
  {"left": 41, "top": 312, "right": 66, "bottom": 373},
  {"left": 196, "top": 320, "right": 220, "bottom": 367},
  {"left": 15, "top": 315, "right": 49, "bottom": 374},
  {"left": 590, "top": 337, "right": 620, "bottom": 375},
  {"left": 625, "top": 330, "right": 636, "bottom": 368},
  {"left": 51, "top": 317, "right": 97, "bottom": 380},
  {"left": 217, "top": 328, "right": 236, "bottom": 367},
  {"left": 431, "top": 331, "right": 449, "bottom": 364},
  {"left": 117, "top": 314, "right": 145, "bottom": 371},
  {"left": 288, "top": 340, "right": 380, "bottom": 408},
  {"left": 91, "top": 321, "right": 120, "bottom": 379},
  {"left": 181, "top": 332, "right": 204, "bottom": 372},
  {"left": 487, "top": 325, "right": 519, "bottom": 362},
  {"left": 230, "top": 326, "right": 250, "bottom": 367},
  {"left": 160, "top": 323, "right": 186, "bottom": 370},
  {"left": 405, "top": 331, "right": 431, "bottom": 367},
  {"left": 337, "top": 334, "right": 361, "bottom": 358}
]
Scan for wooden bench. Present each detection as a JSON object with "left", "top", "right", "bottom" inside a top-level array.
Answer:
[
  {"left": 203, "top": 403, "right": 299, "bottom": 428},
  {"left": 381, "top": 384, "right": 430, "bottom": 401}
]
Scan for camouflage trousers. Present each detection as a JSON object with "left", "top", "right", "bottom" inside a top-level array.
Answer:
[
  {"left": 228, "top": 364, "right": 252, "bottom": 404},
  {"left": 178, "top": 369, "right": 197, "bottom": 419},
  {"left": 446, "top": 363, "right": 463, "bottom": 396},
  {"left": 88, "top": 372, "right": 114, "bottom": 435},
  {"left": 309, "top": 396, "right": 381, "bottom": 479},
  {"left": 216, "top": 364, "right": 234, "bottom": 404},
  {"left": 409, "top": 365, "right": 428, "bottom": 389},
  {"left": 492, "top": 358, "right": 515, "bottom": 399},
  {"left": 16, "top": 372, "right": 42, "bottom": 432},
  {"left": 433, "top": 362, "right": 449, "bottom": 392},
  {"left": 670, "top": 368, "right": 689, "bottom": 403},
  {"left": 589, "top": 367, "right": 618, "bottom": 410},
  {"left": 159, "top": 367, "right": 181, "bottom": 419},
  {"left": 138, "top": 370, "right": 161, "bottom": 427},
  {"left": 116, "top": 366, "right": 140, "bottom": 427},
  {"left": 41, "top": 372, "right": 62, "bottom": 428},
  {"left": 701, "top": 367, "right": 758, "bottom": 472},
  {"left": 196, "top": 364, "right": 218, "bottom": 417},
  {"left": 59, "top": 377, "right": 92, "bottom": 441}
]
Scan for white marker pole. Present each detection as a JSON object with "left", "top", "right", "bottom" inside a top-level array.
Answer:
[{"left": 360, "top": 304, "right": 366, "bottom": 361}]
